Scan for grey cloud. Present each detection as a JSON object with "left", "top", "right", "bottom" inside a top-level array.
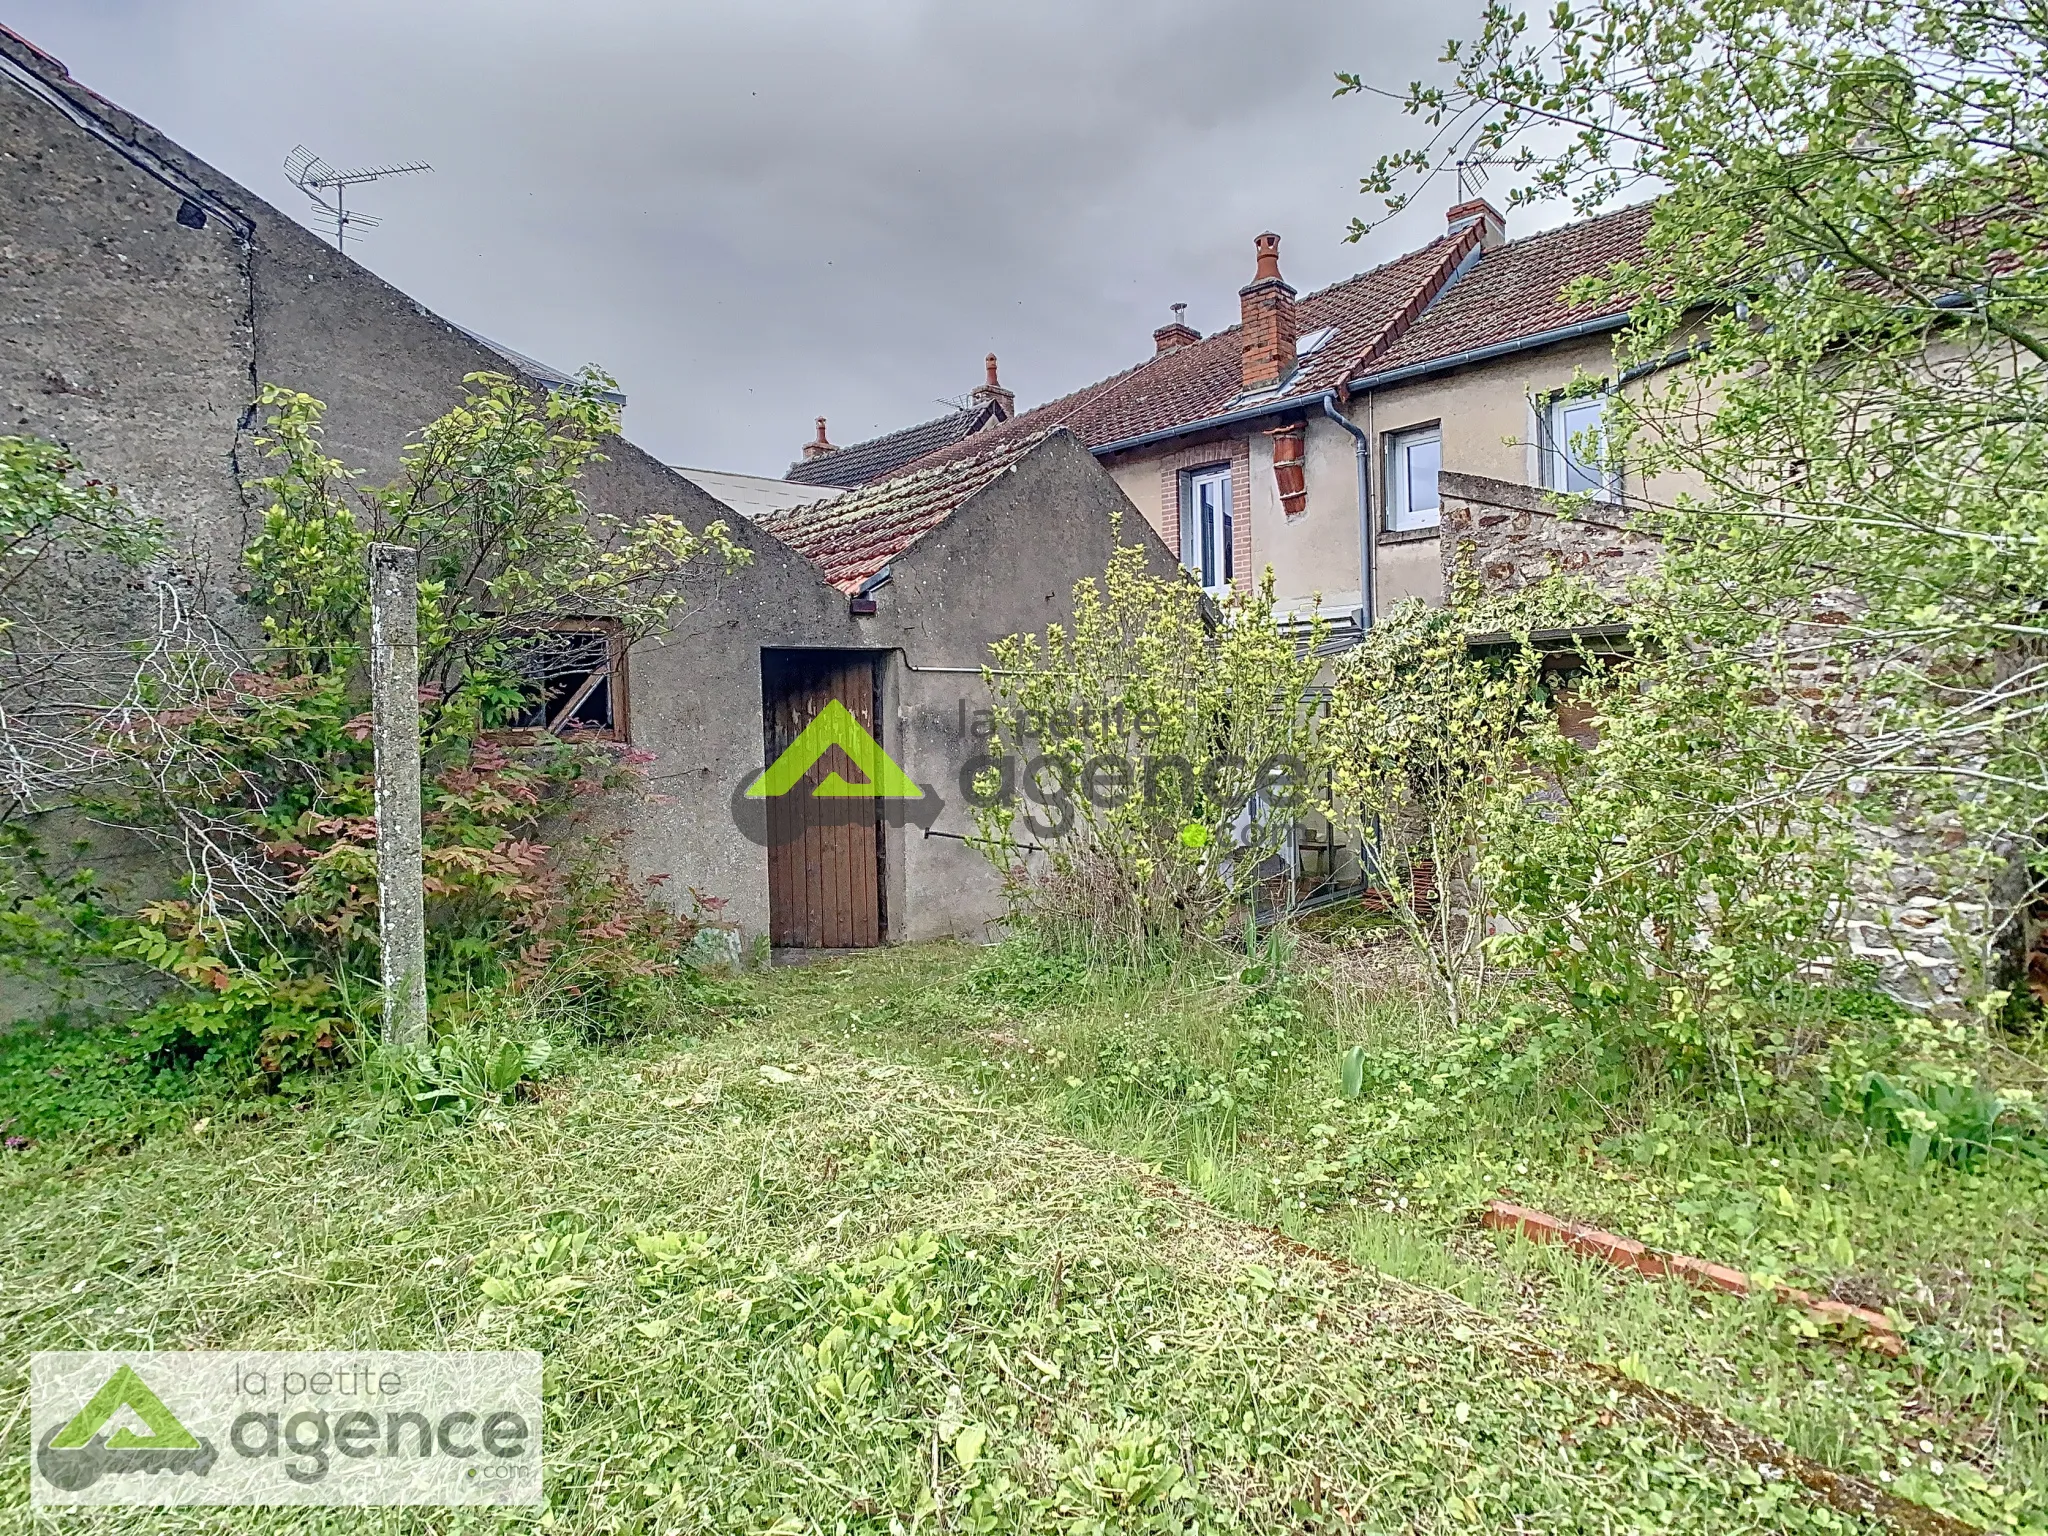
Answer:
[{"left": 7, "top": 0, "right": 1495, "bottom": 473}]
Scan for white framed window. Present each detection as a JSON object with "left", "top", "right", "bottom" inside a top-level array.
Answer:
[
  {"left": 1384, "top": 425, "right": 1441, "bottom": 532},
  {"left": 1180, "top": 466, "right": 1234, "bottom": 593},
  {"left": 1541, "top": 391, "right": 1619, "bottom": 496}
]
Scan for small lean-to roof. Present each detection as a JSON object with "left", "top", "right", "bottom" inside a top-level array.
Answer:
[
  {"left": 753, "top": 429, "right": 1055, "bottom": 594},
  {"left": 673, "top": 466, "right": 846, "bottom": 518},
  {"left": 784, "top": 401, "right": 1003, "bottom": 488},
  {"left": 1352, "top": 204, "right": 1654, "bottom": 384}
]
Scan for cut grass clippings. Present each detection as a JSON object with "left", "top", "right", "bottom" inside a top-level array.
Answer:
[{"left": 2, "top": 1004, "right": 1901, "bottom": 1533}]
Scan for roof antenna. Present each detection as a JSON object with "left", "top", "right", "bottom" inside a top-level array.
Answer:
[
  {"left": 1453, "top": 153, "right": 1514, "bottom": 202},
  {"left": 284, "top": 145, "right": 432, "bottom": 253}
]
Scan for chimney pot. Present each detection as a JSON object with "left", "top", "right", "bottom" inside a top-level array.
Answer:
[
  {"left": 1446, "top": 198, "right": 1507, "bottom": 250},
  {"left": 1238, "top": 232, "right": 1298, "bottom": 391},
  {"left": 1252, "top": 231, "right": 1283, "bottom": 282},
  {"left": 801, "top": 415, "right": 836, "bottom": 460},
  {"left": 970, "top": 353, "right": 1015, "bottom": 421}
]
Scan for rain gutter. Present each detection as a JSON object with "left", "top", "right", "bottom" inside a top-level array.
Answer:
[{"left": 1344, "top": 312, "right": 1631, "bottom": 394}]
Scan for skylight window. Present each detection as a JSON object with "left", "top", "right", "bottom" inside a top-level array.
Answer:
[{"left": 1295, "top": 325, "right": 1337, "bottom": 357}]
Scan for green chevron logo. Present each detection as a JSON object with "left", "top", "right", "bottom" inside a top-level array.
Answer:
[
  {"left": 746, "top": 700, "right": 923, "bottom": 799},
  {"left": 51, "top": 1366, "right": 198, "bottom": 1451},
  {"left": 37, "top": 1363, "right": 219, "bottom": 1492}
]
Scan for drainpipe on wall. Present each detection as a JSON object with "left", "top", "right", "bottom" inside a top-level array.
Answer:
[
  {"left": 1316, "top": 391, "right": 1384, "bottom": 903},
  {"left": 1318, "top": 393, "right": 1373, "bottom": 634}
]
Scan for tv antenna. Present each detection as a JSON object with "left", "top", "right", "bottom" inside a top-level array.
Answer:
[
  {"left": 283, "top": 145, "right": 431, "bottom": 253},
  {"left": 1454, "top": 153, "right": 1517, "bottom": 202}
]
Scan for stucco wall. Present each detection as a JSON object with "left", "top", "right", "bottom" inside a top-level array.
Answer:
[
  {"left": 1, "top": 74, "right": 254, "bottom": 599},
  {"left": 0, "top": 36, "right": 1172, "bottom": 983},
  {"left": 1087, "top": 329, "right": 1684, "bottom": 621},
  {"left": 875, "top": 432, "right": 1179, "bottom": 941}
]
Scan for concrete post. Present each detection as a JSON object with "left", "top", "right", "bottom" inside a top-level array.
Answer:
[{"left": 367, "top": 542, "right": 428, "bottom": 1047}]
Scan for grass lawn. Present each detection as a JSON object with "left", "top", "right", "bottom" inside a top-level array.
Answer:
[{"left": 2, "top": 939, "right": 2040, "bottom": 1533}]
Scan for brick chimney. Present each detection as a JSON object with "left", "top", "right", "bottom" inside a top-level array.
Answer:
[
  {"left": 1446, "top": 198, "right": 1507, "bottom": 250},
  {"left": 970, "top": 353, "right": 1015, "bottom": 420},
  {"left": 801, "top": 416, "right": 836, "bottom": 461},
  {"left": 1238, "top": 232, "right": 1297, "bottom": 391},
  {"left": 1153, "top": 302, "right": 1201, "bottom": 355}
]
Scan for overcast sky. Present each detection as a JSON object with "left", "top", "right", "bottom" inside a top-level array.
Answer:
[{"left": 5, "top": 0, "right": 1538, "bottom": 477}]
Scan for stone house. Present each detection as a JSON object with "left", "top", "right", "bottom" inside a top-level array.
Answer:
[{"left": 0, "top": 24, "right": 1172, "bottom": 986}]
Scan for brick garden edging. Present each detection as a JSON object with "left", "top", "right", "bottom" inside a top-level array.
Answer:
[{"left": 1481, "top": 1199, "right": 1906, "bottom": 1356}]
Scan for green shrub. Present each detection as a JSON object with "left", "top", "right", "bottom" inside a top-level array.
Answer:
[
  {"left": 0, "top": 1014, "right": 247, "bottom": 1144},
  {"left": 1844, "top": 1068, "right": 2047, "bottom": 1171}
]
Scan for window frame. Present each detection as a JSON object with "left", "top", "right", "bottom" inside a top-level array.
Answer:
[
  {"left": 1179, "top": 464, "right": 1235, "bottom": 594},
  {"left": 500, "top": 617, "right": 630, "bottom": 742},
  {"left": 1538, "top": 389, "right": 1621, "bottom": 498},
  {"left": 1382, "top": 423, "right": 1443, "bottom": 533}
]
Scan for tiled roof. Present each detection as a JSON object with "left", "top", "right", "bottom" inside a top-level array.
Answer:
[
  {"left": 900, "top": 235, "right": 1479, "bottom": 473},
  {"left": 889, "top": 204, "right": 1654, "bottom": 478},
  {"left": 784, "top": 402, "right": 1003, "bottom": 488},
  {"left": 753, "top": 430, "right": 1055, "bottom": 594},
  {"left": 1354, "top": 204, "right": 1653, "bottom": 381}
]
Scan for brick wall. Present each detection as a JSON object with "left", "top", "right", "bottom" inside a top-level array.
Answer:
[{"left": 1155, "top": 438, "right": 1254, "bottom": 592}]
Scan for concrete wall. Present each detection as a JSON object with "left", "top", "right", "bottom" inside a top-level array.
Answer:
[
  {"left": 876, "top": 432, "right": 1180, "bottom": 940},
  {"left": 1, "top": 61, "right": 255, "bottom": 598},
  {"left": 0, "top": 33, "right": 1172, "bottom": 978}
]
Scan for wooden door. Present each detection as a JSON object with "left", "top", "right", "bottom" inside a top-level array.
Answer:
[{"left": 762, "top": 651, "right": 885, "bottom": 948}]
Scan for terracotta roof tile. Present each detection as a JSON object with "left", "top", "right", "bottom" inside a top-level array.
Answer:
[
  {"left": 1357, "top": 204, "right": 1653, "bottom": 380},
  {"left": 882, "top": 205, "right": 1655, "bottom": 477},
  {"left": 753, "top": 430, "right": 1056, "bottom": 594},
  {"left": 785, "top": 402, "right": 1001, "bottom": 488},
  {"left": 899, "top": 235, "right": 1480, "bottom": 471}
]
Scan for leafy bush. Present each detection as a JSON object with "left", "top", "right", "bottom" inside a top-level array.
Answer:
[
  {"left": 1483, "top": 647, "right": 1859, "bottom": 1113},
  {"left": 973, "top": 544, "right": 1326, "bottom": 961},
  {"left": 0, "top": 374, "right": 743, "bottom": 1123},
  {"left": 0, "top": 1013, "right": 246, "bottom": 1145},
  {"left": 1326, "top": 594, "right": 1549, "bottom": 1024},
  {"left": 1845, "top": 1068, "right": 2046, "bottom": 1172}
]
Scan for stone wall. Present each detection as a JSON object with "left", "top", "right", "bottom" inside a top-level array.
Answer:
[
  {"left": 1437, "top": 470, "right": 1659, "bottom": 598},
  {"left": 1434, "top": 470, "right": 2006, "bottom": 1009}
]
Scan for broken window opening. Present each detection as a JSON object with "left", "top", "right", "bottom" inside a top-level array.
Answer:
[{"left": 504, "top": 620, "right": 628, "bottom": 740}]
